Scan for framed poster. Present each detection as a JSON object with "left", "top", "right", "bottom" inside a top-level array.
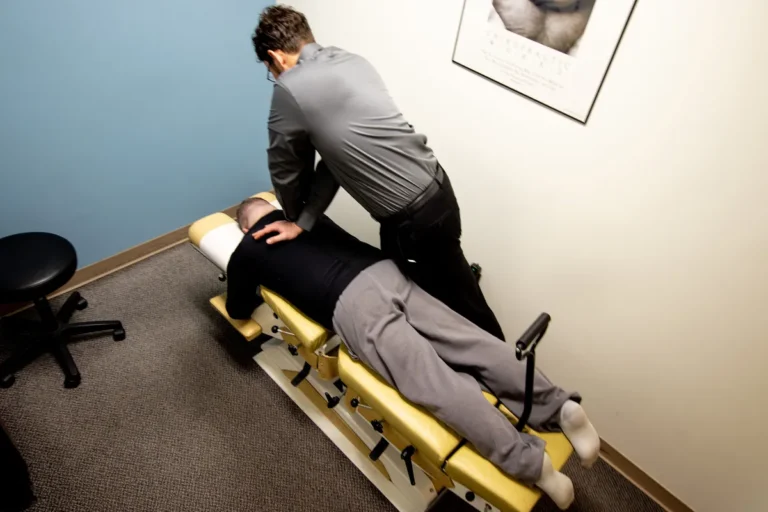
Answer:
[{"left": 453, "top": 0, "right": 636, "bottom": 123}]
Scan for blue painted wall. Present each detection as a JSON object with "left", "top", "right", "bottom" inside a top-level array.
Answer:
[{"left": 0, "top": 0, "right": 273, "bottom": 267}]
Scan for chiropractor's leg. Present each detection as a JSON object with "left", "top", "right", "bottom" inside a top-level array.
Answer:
[
  {"left": 404, "top": 281, "right": 600, "bottom": 468},
  {"left": 379, "top": 168, "right": 505, "bottom": 341},
  {"left": 333, "top": 260, "right": 574, "bottom": 508}
]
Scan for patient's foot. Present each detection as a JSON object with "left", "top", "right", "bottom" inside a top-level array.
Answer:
[
  {"left": 559, "top": 400, "right": 600, "bottom": 468},
  {"left": 535, "top": 452, "right": 574, "bottom": 510}
]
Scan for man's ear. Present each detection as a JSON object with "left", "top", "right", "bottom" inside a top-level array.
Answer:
[{"left": 267, "top": 49, "right": 285, "bottom": 72}]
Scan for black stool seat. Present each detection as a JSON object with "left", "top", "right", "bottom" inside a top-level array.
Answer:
[
  {"left": 0, "top": 232, "right": 125, "bottom": 389},
  {"left": 0, "top": 233, "right": 78, "bottom": 303}
]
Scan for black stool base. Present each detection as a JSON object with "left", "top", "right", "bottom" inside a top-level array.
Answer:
[{"left": 0, "top": 292, "right": 125, "bottom": 389}]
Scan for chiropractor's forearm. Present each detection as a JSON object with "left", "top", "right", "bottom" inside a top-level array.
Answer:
[
  {"left": 268, "top": 139, "right": 315, "bottom": 221},
  {"left": 268, "top": 83, "right": 316, "bottom": 222},
  {"left": 271, "top": 177, "right": 305, "bottom": 222},
  {"left": 295, "top": 160, "right": 340, "bottom": 232}
]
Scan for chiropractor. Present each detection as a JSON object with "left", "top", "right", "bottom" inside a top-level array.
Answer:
[{"left": 250, "top": 5, "right": 505, "bottom": 340}]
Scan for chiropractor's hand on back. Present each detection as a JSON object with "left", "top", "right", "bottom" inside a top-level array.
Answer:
[{"left": 252, "top": 220, "right": 304, "bottom": 245}]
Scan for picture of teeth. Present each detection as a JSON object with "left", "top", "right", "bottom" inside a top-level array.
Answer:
[
  {"left": 489, "top": 0, "right": 596, "bottom": 55},
  {"left": 454, "top": 0, "right": 635, "bottom": 122}
]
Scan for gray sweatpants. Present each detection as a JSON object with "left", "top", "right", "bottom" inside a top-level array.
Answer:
[{"left": 332, "top": 260, "right": 579, "bottom": 484}]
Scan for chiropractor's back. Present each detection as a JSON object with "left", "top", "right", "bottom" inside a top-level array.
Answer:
[
  {"left": 225, "top": 210, "right": 384, "bottom": 328},
  {"left": 271, "top": 43, "right": 439, "bottom": 219}
]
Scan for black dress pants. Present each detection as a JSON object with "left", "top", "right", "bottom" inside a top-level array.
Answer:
[
  {"left": 379, "top": 167, "right": 505, "bottom": 341},
  {"left": 0, "top": 423, "right": 35, "bottom": 512}
]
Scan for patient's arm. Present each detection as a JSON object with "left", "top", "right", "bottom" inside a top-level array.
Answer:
[
  {"left": 268, "top": 83, "right": 316, "bottom": 222},
  {"left": 225, "top": 248, "right": 263, "bottom": 320},
  {"left": 295, "top": 160, "right": 340, "bottom": 232}
]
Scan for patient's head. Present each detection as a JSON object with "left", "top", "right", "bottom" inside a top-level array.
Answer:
[{"left": 235, "top": 197, "right": 276, "bottom": 233}]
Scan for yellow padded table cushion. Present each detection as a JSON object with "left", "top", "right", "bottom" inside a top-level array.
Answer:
[
  {"left": 339, "top": 345, "right": 574, "bottom": 512},
  {"left": 338, "top": 345, "right": 461, "bottom": 465},
  {"left": 444, "top": 406, "right": 573, "bottom": 512},
  {"left": 252, "top": 191, "right": 276, "bottom": 202},
  {"left": 209, "top": 294, "right": 263, "bottom": 341},
  {"left": 444, "top": 427, "right": 573, "bottom": 512},
  {"left": 189, "top": 212, "right": 235, "bottom": 247},
  {"left": 260, "top": 287, "right": 329, "bottom": 351},
  {"left": 189, "top": 191, "right": 275, "bottom": 247}
]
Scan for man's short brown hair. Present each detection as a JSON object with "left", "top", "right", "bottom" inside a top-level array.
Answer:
[
  {"left": 252, "top": 5, "right": 315, "bottom": 64},
  {"left": 235, "top": 197, "right": 271, "bottom": 231}
]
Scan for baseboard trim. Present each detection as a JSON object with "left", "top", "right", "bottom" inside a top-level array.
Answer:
[
  {"left": 599, "top": 439, "right": 692, "bottom": 512},
  {"left": 0, "top": 204, "right": 239, "bottom": 318}
]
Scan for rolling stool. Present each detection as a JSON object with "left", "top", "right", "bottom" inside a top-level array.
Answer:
[{"left": 0, "top": 233, "right": 125, "bottom": 389}]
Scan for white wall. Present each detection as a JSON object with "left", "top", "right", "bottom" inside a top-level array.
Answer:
[{"left": 283, "top": 1, "right": 768, "bottom": 511}]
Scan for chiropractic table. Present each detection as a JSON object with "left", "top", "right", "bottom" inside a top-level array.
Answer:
[{"left": 189, "top": 192, "right": 574, "bottom": 512}]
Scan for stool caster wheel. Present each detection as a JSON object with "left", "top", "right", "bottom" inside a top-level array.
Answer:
[
  {"left": 76, "top": 298, "right": 88, "bottom": 311},
  {"left": 64, "top": 375, "right": 81, "bottom": 389},
  {"left": 0, "top": 375, "right": 15, "bottom": 388},
  {"left": 113, "top": 329, "right": 126, "bottom": 341}
]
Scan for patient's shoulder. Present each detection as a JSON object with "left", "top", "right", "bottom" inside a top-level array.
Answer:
[
  {"left": 316, "top": 214, "right": 345, "bottom": 231},
  {"left": 228, "top": 235, "right": 263, "bottom": 268},
  {"left": 226, "top": 241, "right": 246, "bottom": 271},
  {"left": 314, "top": 216, "right": 363, "bottom": 241},
  {"left": 313, "top": 216, "right": 382, "bottom": 258}
]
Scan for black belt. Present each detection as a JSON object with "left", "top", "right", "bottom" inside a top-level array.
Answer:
[{"left": 377, "top": 165, "right": 445, "bottom": 226}]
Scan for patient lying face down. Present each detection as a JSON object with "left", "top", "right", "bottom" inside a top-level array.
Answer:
[{"left": 226, "top": 197, "right": 600, "bottom": 510}]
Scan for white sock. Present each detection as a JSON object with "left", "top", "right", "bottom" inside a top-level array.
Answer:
[
  {"left": 559, "top": 400, "right": 600, "bottom": 468},
  {"left": 535, "top": 452, "right": 575, "bottom": 510}
]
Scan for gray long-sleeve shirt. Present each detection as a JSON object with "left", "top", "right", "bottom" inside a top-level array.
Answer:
[{"left": 267, "top": 43, "right": 438, "bottom": 231}]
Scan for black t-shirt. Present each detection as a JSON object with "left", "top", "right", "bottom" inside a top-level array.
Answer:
[{"left": 225, "top": 211, "right": 384, "bottom": 329}]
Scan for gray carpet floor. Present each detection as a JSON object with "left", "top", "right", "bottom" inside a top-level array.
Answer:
[{"left": 0, "top": 243, "right": 662, "bottom": 512}]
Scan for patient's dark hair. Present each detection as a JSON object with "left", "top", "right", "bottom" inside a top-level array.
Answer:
[
  {"left": 236, "top": 197, "right": 271, "bottom": 231},
  {"left": 252, "top": 5, "right": 315, "bottom": 64}
]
